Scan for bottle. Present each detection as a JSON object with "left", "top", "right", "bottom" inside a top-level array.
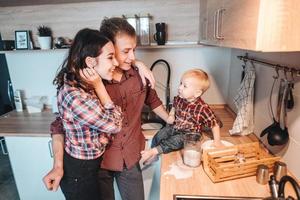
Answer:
[{"left": 14, "top": 90, "right": 23, "bottom": 112}]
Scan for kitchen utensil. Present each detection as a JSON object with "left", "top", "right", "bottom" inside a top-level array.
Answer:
[
  {"left": 286, "top": 82, "right": 294, "bottom": 109},
  {"left": 256, "top": 164, "right": 269, "bottom": 185},
  {"left": 183, "top": 133, "right": 202, "bottom": 167},
  {"left": 274, "top": 161, "right": 287, "bottom": 182},
  {"left": 261, "top": 73, "right": 289, "bottom": 146},
  {"left": 260, "top": 72, "right": 281, "bottom": 142},
  {"left": 266, "top": 79, "right": 286, "bottom": 145}
]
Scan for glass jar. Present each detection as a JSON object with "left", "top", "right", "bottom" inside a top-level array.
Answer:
[
  {"left": 183, "top": 133, "right": 202, "bottom": 167},
  {"left": 138, "top": 14, "right": 151, "bottom": 46}
]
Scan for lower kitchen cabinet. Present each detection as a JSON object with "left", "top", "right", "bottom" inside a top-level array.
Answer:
[{"left": 5, "top": 136, "right": 64, "bottom": 200}]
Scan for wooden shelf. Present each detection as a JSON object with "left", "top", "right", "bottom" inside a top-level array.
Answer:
[
  {"left": 1, "top": 42, "right": 205, "bottom": 54},
  {"left": 137, "top": 42, "right": 203, "bottom": 49}
]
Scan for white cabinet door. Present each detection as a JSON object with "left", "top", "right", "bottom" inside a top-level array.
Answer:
[{"left": 5, "top": 136, "right": 64, "bottom": 200}]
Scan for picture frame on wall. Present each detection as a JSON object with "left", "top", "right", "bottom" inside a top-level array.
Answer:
[{"left": 15, "top": 30, "right": 30, "bottom": 50}]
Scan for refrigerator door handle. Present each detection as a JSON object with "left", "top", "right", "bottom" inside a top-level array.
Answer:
[
  {"left": 7, "top": 80, "right": 14, "bottom": 107},
  {"left": 48, "top": 140, "right": 53, "bottom": 158},
  {"left": 0, "top": 138, "right": 8, "bottom": 155}
]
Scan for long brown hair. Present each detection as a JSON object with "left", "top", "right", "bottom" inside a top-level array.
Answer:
[{"left": 53, "top": 28, "right": 110, "bottom": 91}]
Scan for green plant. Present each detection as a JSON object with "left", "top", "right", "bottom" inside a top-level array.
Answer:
[{"left": 37, "top": 25, "right": 52, "bottom": 37}]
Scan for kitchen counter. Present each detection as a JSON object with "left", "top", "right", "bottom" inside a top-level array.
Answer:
[
  {"left": 0, "top": 110, "right": 158, "bottom": 138},
  {"left": 159, "top": 107, "right": 298, "bottom": 200},
  {"left": 0, "top": 110, "right": 56, "bottom": 137}
]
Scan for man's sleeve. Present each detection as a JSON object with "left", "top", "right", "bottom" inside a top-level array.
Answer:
[{"left": 144, "top": 87, "right": 163, "bottom": 110}]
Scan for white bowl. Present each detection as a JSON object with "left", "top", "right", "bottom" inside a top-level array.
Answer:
[{"left": 201, "top": 140, "right": 234, "bottom": 151}]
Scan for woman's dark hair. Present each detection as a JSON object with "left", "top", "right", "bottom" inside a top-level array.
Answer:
[
  {"left": 99, "top": 17, "right": 136, "bottom": 43},
  {"left": 53, "top": 28, "right": 110, "bottom": 91}
]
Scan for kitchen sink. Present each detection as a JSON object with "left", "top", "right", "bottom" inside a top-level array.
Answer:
[{"left": 174, "top": 194, "right": 264, "bottom": 200}]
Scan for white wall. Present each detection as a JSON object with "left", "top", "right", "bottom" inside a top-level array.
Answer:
[
  {"left": 5, "top": 49, "right": 68, "bottom": 106},
  {"left": 5, "top": 47, "right": 232, "bottom": 106},
  {"left": 227, "top": 49, "right": 300, "bottom": 179},
  {"left": 136, "top": 47, "right": 232, "bottom": 104}
]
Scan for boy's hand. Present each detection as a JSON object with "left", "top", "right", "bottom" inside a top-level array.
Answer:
[
  {"left": 141, "top": 148, "right": 159, "bottom": 165},
  {"left": 166, "top": 115, "right": 175, "bottom": 124},
  {"left": 80, "top": 68, "right": 102, "bottom": 89},
  {"left": 213, "top": 140, "right": 225, "bottom": 148}
]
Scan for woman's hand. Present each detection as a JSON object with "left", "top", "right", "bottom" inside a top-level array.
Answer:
[
  {"left": 79, "top": 68, "right": 102, "bottom": 89},
  {"left": 134, "top": 60, "right": 155, "bottom": 89}
]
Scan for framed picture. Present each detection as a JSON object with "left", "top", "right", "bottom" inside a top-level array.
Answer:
[{"left": 15, "top": 30, "right": 30, "bottom": 50}]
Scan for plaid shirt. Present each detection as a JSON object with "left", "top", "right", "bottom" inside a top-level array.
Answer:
[
  {"left": 58, "top": 84, "right": 122, "bottom": 160},
  {"left": 173, "top": 96, "right": 219, "bottom": 133}
]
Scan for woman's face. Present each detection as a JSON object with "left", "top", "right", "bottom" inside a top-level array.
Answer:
[
  {"left": 93, "top": 41, "right": 119, "bottom": 80},
  {"left": 114, "top": 34, "right": 137, "bottom": 71}
]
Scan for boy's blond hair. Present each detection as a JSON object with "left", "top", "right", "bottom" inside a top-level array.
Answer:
[{"left": 183, "top": 69, "right": 210, "bottom": 92}]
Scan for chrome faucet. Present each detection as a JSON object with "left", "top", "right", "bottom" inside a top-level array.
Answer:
[{"left": 264, "top": 175, "right": 300, "bottom": 200}]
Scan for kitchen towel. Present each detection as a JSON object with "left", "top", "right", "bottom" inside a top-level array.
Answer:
[{"left": 229, "top": 62, "right": 256, "bottom": 135}]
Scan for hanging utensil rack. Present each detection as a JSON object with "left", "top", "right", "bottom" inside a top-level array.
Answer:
[{"left": 237, "top": 53, "right": 300, "bottom": 76}]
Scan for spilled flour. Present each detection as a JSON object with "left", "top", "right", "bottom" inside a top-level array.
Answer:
[{"left": 163, "top": 162, "right": 193, "bottom": 179}]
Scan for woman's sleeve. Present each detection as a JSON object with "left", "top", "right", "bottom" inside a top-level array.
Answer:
[
  {"left": 50, "top": 116, "right": 65, "bottom": 135},
  {"left": 62, "top": 90, "right": 122, "bottom": 134}
]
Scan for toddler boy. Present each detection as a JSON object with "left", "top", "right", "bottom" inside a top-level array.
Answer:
[{"left": 141, "top": 69, "right": 223, "bottom": 164}]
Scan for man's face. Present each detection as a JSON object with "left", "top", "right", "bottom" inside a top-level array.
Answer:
[{"left": 114, "top": 34, "right": 137, "bottom": 71}]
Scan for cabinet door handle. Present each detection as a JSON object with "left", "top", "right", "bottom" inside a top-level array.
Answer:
[
  {"left": 216, "top": 8, "right": 225, "bottom": 40},
  {"left": 213, "top": 10, "right": 217, "bottom": 39},
  {"left": 48, "top": 140, "right": 53, "bottom": 158},
  {"left": 0, "top": 138, "right": 8, "bottom": 155}
]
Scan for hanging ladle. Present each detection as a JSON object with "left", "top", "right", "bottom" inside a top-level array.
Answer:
[
  {"left": 266, "top": 79, "right": 289, "bottom": 146},
  {"left": 260, "top": 67, "right": 288, "bottom": 146}
]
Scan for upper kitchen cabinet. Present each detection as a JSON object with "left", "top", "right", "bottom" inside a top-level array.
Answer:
[{"left": 200, "top": 0, "right": 300, "bottom": 52}]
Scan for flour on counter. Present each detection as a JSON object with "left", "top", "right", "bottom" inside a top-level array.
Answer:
[{"left": 163, "top": 162, "right": 193, "bottom": 179}]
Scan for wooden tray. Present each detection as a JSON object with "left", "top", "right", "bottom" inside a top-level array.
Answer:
[{"left": 202, "top": 142, "right": 280, "bottom": 183}]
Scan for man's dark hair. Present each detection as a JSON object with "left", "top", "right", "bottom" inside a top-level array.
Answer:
[{"left": 100, "top": 17, "right": 136, "bottom": 43}]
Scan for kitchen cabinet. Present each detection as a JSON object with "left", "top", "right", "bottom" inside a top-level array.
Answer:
[
  {"left": 5, "top": 136, "right": 65, "bottom": 200},
  {"left": 199, "top": 0, "right": 300, "bottom": 52}
]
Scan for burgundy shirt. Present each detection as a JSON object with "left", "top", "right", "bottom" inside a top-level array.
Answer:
[
  {"left": 51, "top": 67, "right": 162, "bottom": 171},
  {"left": 173, "top": 96, "right": 220, "bottom": 133}
]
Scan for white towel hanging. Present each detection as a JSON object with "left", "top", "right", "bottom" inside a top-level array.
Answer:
[{"left": 229, "top": 61, "right": 256, "bottom": 135}]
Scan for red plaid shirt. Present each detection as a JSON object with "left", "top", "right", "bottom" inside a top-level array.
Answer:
[
  {"left": 173, "top": 96, "right": 219, "bottom": 133},
  {"left": 58, "top": 84, "right": 122, "bottom": 160}
]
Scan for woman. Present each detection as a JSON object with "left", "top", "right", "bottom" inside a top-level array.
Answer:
[{"left": 54, "top": 28, "right": 122, "bottom": 200}]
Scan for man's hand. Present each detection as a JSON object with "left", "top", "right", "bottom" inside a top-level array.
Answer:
[
  {"left": 42, "top": 166, "right": 63, "bottom": 191},
  {"left": 134, "top": 60, "right": 155, "bottom": 89}
]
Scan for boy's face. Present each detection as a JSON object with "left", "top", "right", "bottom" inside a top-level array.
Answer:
[
  {"left": 178, "top": 75, "right": 202, "bottom": 102},
  {"left": 114, "top": 34, "right": 137, "bottom": 71}
]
